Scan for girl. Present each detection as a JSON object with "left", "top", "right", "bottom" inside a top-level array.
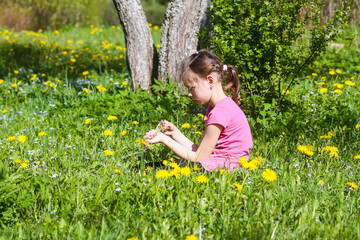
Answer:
[{"left": 144, "top": 50, "right": 253, "bottom": 171}]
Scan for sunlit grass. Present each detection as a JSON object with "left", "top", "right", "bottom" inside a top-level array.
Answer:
[{"left": 0, "top": 27, "right": 359, "bottom": 239}]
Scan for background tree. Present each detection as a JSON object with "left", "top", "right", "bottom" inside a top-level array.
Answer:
[
  {"left": 113, "top": 0, "right": 156, "bottom": 90},
  {"left": 112, "top": 0, "right": 210, "bottom": 91}
]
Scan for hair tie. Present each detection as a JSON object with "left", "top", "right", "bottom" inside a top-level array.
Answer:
[
  {"left": 195, "top": 51, "right": 199, "bottom": 55},
  {"left": 223, "top": 65, "right": 228, "bottom": 71}
]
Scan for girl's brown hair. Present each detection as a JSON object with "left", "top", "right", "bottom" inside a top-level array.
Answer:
[{"left": 181, "top": 50, "right": 241, "bottom": 104}]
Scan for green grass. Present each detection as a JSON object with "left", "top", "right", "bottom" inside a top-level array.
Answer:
[{"left": 0, "top": 26, "right": 360, "bottom": 239}]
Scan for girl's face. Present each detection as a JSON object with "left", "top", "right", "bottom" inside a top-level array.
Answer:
[{"left": 183, "top": 70, "right": 212, "bottom": 105}]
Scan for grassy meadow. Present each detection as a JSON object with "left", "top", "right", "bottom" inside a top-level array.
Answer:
[{"left": 0, "top": 25, "right": 360, "bottom": 239}]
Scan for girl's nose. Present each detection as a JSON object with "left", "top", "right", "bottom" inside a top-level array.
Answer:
[{"left": 187, "top": 92, "right": 192, "bottom": 97}]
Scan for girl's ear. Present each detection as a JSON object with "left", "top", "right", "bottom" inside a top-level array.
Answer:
[{"left": 207, "top": 74, "right": 214, "bottom": 88}]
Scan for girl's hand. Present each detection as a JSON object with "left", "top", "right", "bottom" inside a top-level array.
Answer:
[
  {"left": 158, "top": 120, "right": 178, "bottom": 137},
  {"left": 143, "top": 130, "right": 164, "bottom": 144}
]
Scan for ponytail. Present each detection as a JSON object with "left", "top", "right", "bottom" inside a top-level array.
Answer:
[{"left": 223, "top": 65, "right": 241, "bottom": 105}]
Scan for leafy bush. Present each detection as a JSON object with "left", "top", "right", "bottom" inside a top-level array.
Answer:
[{"left": 201, "top": 0, "right": 353, "bottom": 124}]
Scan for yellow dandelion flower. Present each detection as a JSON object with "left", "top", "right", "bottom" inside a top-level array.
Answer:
[
  {"left": 107, "top": 115, "right": 118, "bottom": 121},
  {"left": 83, "top": 88, "right": 89, "bottom": 93},
  {"left": 127, "top": 237, "right": 139, "bottom": 240},
  {"left": 329, "top": 151, "right": 339, "bottom": 158},
  {"left": 239, "top": 156, "right": 248, "bottom": 166},
  {"left": 15, "top": 159, "right": 22, "bottom": 164},
  {"left": 2, "top": 109, "right": 8, "bottom": 113},
  {"left": 193, "top": 165, "right": 201, "bottom": 171},
  {"left": 354, "top": 155, "right": 360, "bottom": 160},
  {"left": 281, "top": 89, "right": 290, "bottom": 94},
  {"left": 336, "top": 69, "right": 343, "bottom": 74},
  {"left": 196, "top": 175, "right": 209, "bottom": 184},
  {"left": 96, "top": 85, "right": 106, "bottom": 92},
  {"left": 104, "top": 130, "right": 113, "bottom": 136},
  {"left": 328, "top": 131, "right": 336, "bottom": 136},
  {"left": 169, "top": 169, "right": 181, "bottom": 178},
  {"left": 20, "top": 163, "right": 29, "bottom": 169},
  {"left": 11, "top": 83, "right": 17, "bottom": 88},
  {"left": 18, "top": 135, "right": 26, "bottom": 143},
  {"left": 262, "top": 169, "right": 277, "bottom": 182},
  {"left": 133, "top": 121, "right": 139, "bottom": 125},
  {"left": 318, "top": 180, "right": 325, "bottom": 185},
  {"left": 146, "top": 166, "right": 152, "bottom": 171},
  {"left": 168, "top": 162, "right": 180, "bottom": 170},
  {"left": 7, "top": 136, "right": 16, "bottom": 141},
  {"left": 320, "top": 135, "right": 331, "bottom": 140},
  {"left": 297, "top": 145, "right": 314, "bottom": 157},
  {"left": 195, "top": 131, "right": 203, "bottom": 135},
  {"left": 316, "top": 82, "right": 325, "bottom": 86},
  {"left": 245, "top": 161, "right": 258, "bottom": 171},
  {"left": 333, "top": 83, "right": 343, "bottom": 89},
  {"left": 122, "top": 81, "right": 129, "bottom": 86},
  {"left": 162, "top": 160, "right": 168, "bottom": 165},
  {"left": 181, "top": 123, "right": 191, "bottom": 129},
  {"left": 329, "top": 70, "right": 335, "bottom": 75},
  {"left": 346, "top": 182, "right": 358, "bottom": 190},
  {"left": 356, "top": 124, "right": 360, "bottom": 130},
  {"left": 180, "top": 166, "right": 191, "bottom": 177},
  {"left": 155, "top": 169, "right": 170, "bottom": 178},
  {"left": 319, "top": 88, "right": 327, "bottom": 93},
  {"left": 334, "top": 89, "right": 342, "bottom": 94},
  {"left": 82, "top": 71, "right": 89, "bottom": 76},
  {"left": 197, "top": 113, "right": 205, "bottom": 118},
  {"left": 121, "top": 130, "right": 127, "bottom": 136},
  {"left": 233, "top": 182, "right": 243, "bottom": 192},
  {"left": 115, "top": 169, "right": 123, "bottom": 175},
  {"left": 85, "top": 118, "right": 91, "bottom": 124},
  {"left": 345, "top": 80, "right": 355, "bottom": 86},
  {"left": 103, "top": 150, "right": 114, "bottom": 156},
  {"left": 185, "top": 235, "right": 198, "bottom": 240},
  {"left": 14, "top": 70, "right": 19, "bottom": 74},
  {"left": 38, "top": 131, "right": 47, "bottom": 136}
]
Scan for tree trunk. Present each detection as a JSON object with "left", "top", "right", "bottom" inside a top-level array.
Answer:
[
  {"left": 112, "top": 0, "right": 158, "bottom": 91},
  {"left": 158, "top": 0, "right": 211, "bottom": 90}
]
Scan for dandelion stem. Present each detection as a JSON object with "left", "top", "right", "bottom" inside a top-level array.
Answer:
[{"left": 105, "top": 157, "right": 109, "bottom": 173}]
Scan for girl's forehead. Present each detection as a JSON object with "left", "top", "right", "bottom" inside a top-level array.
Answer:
[{"left": 182, "top": 70, "right": 199, "bottom": 86}]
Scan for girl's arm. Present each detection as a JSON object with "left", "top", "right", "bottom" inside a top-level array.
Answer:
[
  {"left": 160, "top": 120, "right": 198, "bottom": 151},
  {"left": 171, "top": 128, "right": 198, "bottom": 151},
  {"left": 145, "top": 124, "right": 223, "bottom": 162}
]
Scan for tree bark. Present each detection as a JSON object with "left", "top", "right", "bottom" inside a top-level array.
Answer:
[
  {"left": 112, "top": 0, "right": 158, "bottom": 91},
  {"left": 158, "top": 0, "right": 210, "bottom": 89}
]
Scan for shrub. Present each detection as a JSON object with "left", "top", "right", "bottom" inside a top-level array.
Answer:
[{"left": 201, "top": 0, "right": 353, "bottom": 125}]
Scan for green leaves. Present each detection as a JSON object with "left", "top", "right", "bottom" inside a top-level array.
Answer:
[{"left": 201, "top": 0, "right": 352, "bottom": 123}]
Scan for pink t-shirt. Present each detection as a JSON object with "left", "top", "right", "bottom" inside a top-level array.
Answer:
[{"left": 199, "top": 97, "right": 253, "bottom": 171}]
